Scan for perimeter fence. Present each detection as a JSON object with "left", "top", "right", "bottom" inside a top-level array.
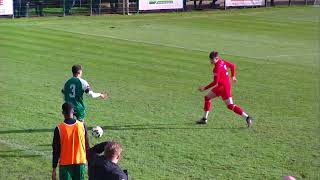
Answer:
[{"left": 11, "top": 0, "right": 316, "bottom": 18}]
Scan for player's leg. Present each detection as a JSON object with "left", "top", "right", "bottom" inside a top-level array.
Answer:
[
  {"left": 224, "top": 97, "right": 245, "bottom": 116},
  {"left": 203, "top": 90, "right": 217, "bottom": 119},
  {"left": 73, "top": 164, "right": 86, "bottom": 180},
  {"left": 59, "top": 165, "right": 73, "bottom": 180},
  {"left": 222, "top": 83, "right": 253, "bottom": 127},
  {"left": 197, "top": 90, "right": 217, "bottom": 124},
  {"left": 224, "top": 97, "right": 253, "bottom": 127}
]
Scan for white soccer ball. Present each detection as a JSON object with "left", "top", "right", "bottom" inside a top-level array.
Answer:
[{"left": 91, "top": 126, "right": 103, "bottom": 138}]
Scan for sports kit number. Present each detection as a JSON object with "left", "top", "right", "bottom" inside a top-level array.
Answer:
[
  {"left": 69, "top": 84, "right": 76, "bottom": 98},
  {"left": 224, "top": 65, "right": 229, "bottom": 75}
]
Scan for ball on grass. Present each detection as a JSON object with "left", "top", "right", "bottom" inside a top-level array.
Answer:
[{"left": 91, "top": 126, "right": 103, "bottom": 138}]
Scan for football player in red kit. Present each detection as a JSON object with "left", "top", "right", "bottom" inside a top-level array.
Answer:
[{"left": 197, "top": 51, "right": 253, "bottom": 127}]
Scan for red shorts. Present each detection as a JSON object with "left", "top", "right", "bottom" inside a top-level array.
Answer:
[{"left": 211, "top": 83, "right": 232, "bottom": 100}]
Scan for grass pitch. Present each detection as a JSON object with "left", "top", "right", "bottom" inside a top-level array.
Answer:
[{"left": 0, "top": 6, "right": 319, "bottom": 179}]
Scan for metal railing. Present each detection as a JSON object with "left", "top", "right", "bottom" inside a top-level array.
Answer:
[
  {"left": 12, "top": 0, "right": 314, "bottom": 18},
  {"left": 13, "top": 0, "right": 135, "bottom": 17}
]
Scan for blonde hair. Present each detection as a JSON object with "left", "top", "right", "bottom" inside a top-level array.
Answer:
[{"left": 104, "top": 141, "right": 122, "bottom": 159}]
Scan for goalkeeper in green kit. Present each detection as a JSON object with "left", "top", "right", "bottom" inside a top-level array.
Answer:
[{"left": 62, "top": 65, "right": 107, "bottom": 121}]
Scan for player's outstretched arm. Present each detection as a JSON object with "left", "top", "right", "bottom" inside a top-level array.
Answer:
[
  {"left": 199, "top": 70, "right": 220, "bottom": 92},
  {"left": 200, "top": 68, "right": 220, "bottom": 91},
  {"left": 232, "top": 76, "right": 237, "bottom": 83},
  {"left": 80, "top": 78, "right": 108, "bottom": 99},
  {"left": 198, "top": 86, "right": 206, "bottom": 92},
  {"left": 99, "top": 92, "right": 108, "bottom": 99},
  {"left": 88, "top": 90, "right": 108, "bottom": 99}
]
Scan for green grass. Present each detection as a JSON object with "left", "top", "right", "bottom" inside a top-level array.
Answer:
[{"left": 0, "top": 6, "right": 319, "bottom": 179}]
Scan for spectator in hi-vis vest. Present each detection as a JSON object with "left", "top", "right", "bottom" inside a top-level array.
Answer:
[{"left": 52, "top": 102, "right": 90, "bottom": 180}]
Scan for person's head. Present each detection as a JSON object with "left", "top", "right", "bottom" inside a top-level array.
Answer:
[
  {"left": 62, "top": 102, "right": 74, "bottom": 119},
  {"left": 104, "top": 141, "right": 123, "bottom": 164},
  {"left": 209, "top": 51, "right": 219, "bottom": 64},
  {"left": 72, "top": 65, "right": 83, "bottom": 77}
]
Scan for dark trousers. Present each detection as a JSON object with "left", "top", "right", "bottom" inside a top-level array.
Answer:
[
  {"left": 65, "top": 0, "right": 76, "bottom": 14},
  {"left": 110, "top": 0, "right": 118, "bottom": 13},
  {"left": 35, "top": 0, "right": 44, "bottom": 16},
  {"left": 14, "top": 0, "right": 28, "bottom": 17},
  {"left": 92, "top": 0, "right": 101, "bottom": 13}
]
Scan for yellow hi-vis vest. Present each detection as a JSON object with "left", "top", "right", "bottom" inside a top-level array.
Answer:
[{"left": 58, "top": 120, "right": 87, "bottom": 165}]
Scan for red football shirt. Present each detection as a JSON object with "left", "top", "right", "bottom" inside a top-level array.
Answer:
[{"left": 204, "top": 58, "right": 235, "bottom": 90}]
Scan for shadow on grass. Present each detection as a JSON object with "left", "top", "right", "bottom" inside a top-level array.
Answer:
[{"left": 0, "top": 123, "right": 246, "bottom": 134}]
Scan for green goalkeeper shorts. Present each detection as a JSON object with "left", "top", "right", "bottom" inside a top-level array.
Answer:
[{"left": 59, "top": 164, "right": 86, "bottom": 180}]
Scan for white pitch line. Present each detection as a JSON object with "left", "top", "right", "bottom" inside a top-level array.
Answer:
[
  {"left": 256, "top": 53, "right": 320, "bottom": 58},
  {"left": 41, "top": 26, "right": 319, "bottom": 62},
  {"left": 41, "top": 26, "right": 207, "bottom": 52},
  {"left": 0, "top": 138, "right": 50, "bottom": 158}
]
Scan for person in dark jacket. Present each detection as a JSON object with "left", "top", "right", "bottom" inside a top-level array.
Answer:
[{"left": 88, "top": 141, "right": 128, "bottom": 180}]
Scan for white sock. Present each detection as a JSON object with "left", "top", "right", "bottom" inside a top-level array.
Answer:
[
  {"left": 203, "top": 111, "right": 210, "bottom": 119},
  {"left": 242, "top": 112, "right": 249, "bottom": 120}
]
